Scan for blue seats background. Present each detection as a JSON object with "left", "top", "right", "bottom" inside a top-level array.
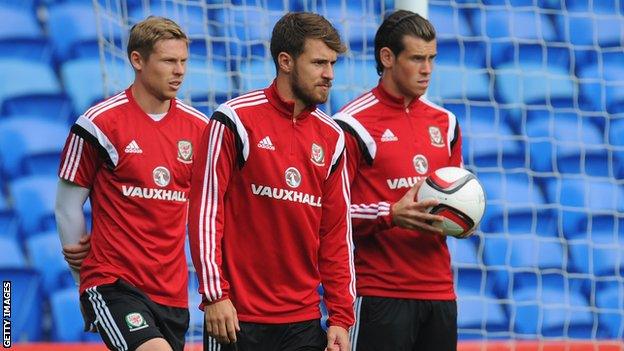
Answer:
[{"left": 0, "top": 0, "right": 622, "bottom": 343}]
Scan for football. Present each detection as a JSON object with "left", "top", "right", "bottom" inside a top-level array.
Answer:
[{"left": 417, "top": 167, "right": 486, "bottom": 238}]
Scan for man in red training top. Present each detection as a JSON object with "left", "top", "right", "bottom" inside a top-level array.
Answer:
[
  {"left": 188, "top": 12, "right": 355, "bottom": 351},
  {"left": 55, "top": 16, "right": 209, "bottom": 351},
  {"left": 334, "top": 10, "right": 463, "bottom": 351}
]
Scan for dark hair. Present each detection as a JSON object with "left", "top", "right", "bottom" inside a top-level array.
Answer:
[
  {"left": 127, "top": 16, "right": 188, "bottom": 61},
  {"left": 270, "top": 12, "right": 346, "bottom": 71},
  {"left": 374, "top": 10, "right": 436, "bottom": 75}
]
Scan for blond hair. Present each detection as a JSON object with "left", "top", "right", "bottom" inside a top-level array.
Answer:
[{"left": 127, "top": 16, "right": 188, "bottom": 60}]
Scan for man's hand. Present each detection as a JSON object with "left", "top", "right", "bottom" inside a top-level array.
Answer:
[
  {"left": 62, "top": 234, "right": 91, "bottom": 271},
  {"left": 205, "top": 299, "right": 240, "bottom": 344},
  {"left": 391, "top": 180, "right": 445, "bottom": 235},
  {"left": 326, "top": 325, "right": 349, "bottom": 351}
]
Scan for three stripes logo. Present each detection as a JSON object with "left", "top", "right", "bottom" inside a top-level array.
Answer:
[
  {"left": 257, "top": 136, "right": 275, "bottom": 150},
  {"left": 124, "top": 140, "right": 143, "bottom": 154},
  {"left": 381, "top": 129, "right": 398, "bottom": 142}
]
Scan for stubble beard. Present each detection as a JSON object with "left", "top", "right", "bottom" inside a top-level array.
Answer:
[{"left": 291, "top": 66, "right": 328, "bottom": 106}]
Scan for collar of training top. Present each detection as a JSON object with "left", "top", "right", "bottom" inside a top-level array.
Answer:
[
  {"left": 374, "top": 82, "right": 423, "bottom": 111},
  {"left": 265, "top": 80, "right": 317, "bottom": 120}
]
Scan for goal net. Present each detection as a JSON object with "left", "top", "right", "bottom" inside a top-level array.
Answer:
[{"left": 92, "top": 0, "right": 624, "bottom": 345}]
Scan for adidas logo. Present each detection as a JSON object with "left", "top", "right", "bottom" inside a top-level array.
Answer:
[
  {"left": 124, "top": 140, "right": 143, "bottom": 154},
  {"left": 257, "top": 136, "right": 275, "bottom": 150},
  {"left": 381, "top": 129, "right": 398, "bottom": 142}
]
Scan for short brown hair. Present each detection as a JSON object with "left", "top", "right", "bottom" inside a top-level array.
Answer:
[
  {"left": 374, "top": 10, "right": 436, "bottom": 75},
  {"left": 270, "top": 12, "right": 346, "bottom": 70},
  {"left": 127, "top": 16, "right": 189, "bottom": 61}
]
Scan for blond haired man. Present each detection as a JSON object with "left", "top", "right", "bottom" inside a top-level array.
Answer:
[{"left": 55, "top": 16, "right": 209, "bottom": 351}]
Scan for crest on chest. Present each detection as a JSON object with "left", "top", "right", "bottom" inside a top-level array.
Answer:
[{"left": 428, "top": 126, "right": 445, "bottom": 148}]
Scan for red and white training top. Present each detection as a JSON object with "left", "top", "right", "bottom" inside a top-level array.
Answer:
[
  {"left": 188, "top": 82, "right": 355, "bottom": 329},
  {"left": 334, "top": 83, "right": 463, "bottom": 300},
  {"left": 58, "top": 87, "right": 209, "bottom": 308}
]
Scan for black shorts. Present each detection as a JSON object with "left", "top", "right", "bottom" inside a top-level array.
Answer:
[
  {"left": 205, "top": 319, "right": 326, "bottom": 351},
  {"left": 349, "top": 296, "right": 457, "bottom": 351},
  {"left": 80, "top": 279, "right": 189, "bottom": 351}
]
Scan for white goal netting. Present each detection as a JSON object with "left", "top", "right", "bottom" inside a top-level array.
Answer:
[{"left": 92, "top": 0, "right": 624, "bottom": 345}]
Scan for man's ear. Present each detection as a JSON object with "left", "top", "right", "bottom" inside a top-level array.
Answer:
[
  {"left": 277, "top": 52, "right": 294, "bottom": 74},
  {"left": 379, "top": 47, "right": 395, "bottom": 70}
]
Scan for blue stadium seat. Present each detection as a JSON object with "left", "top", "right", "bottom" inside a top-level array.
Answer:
[
  {"left": 610, "top": 118, "right": 624, "bottom": 179},
  {"left": 595, "top": 284, "right": 624, "bottom": 338},
  {"left": 567, "top": 225, "right": 624, "bottom": 277},
  {"left": 462, "top": 115, "right": 527, "bottom": 169},
  {"left": 8, "top": 175, "right": 58, "bottom": 237},
  {"left": 428, "top": 65, "right": 490, "bottom": 101},
  {"left": 448, "top": 235, "right": 480, "bottom": 266},
  {"left": 495, "top": 62, "right": 575, "bottom": 106},
  {"left": 0, "top": 236, "right": 26, "bottom": 267},
  {"left": 428, "top": 4, "right": 474, "bottom": 39},
  {"left": 1, "top": 94, "right": 73, "bottom": 123},
  {"left": 436, "top": 40, "right": 487, "bottom": 68},
  {"left": 578, "top": 57, "right": 624, "bottom": 114},
  {"left": 555, "top": 12, "right": 623, "bottom": 48},
  {"left": 61, "top": 57, "right": 133, "bottom": 114},
  {"left": 187, "top": 270, "right": 203, "bottom": 338},
  {"left": 544, "top": 178, "right": 624, "bottom": 237},
  {"left": 319, "top": 2, "right": 379, "bottom": 55},
  {"left": 181, "top": 60, "right": 234, "bottom": 106},
  {"left": 524, "top": 110, "right": 609, "bottom": 176},
  {"left": 129, "top": 1, "right": 216, "bottom": 37},
  {"left": 0, "top": 5, "right": 51, "bottom": 63},
  {"left": 0, "top": 59, "right": 63, "bottom": 110},
  {"left": 238, "top": 58, "right": 275, "bottom": 93},
  {"left": 511, "top": 275, "right": 594, "bottom": 338},
  {"left": 0, "top": 190, "right": 17, "bottom": 239},
  {"left": 483, "top": 236, "right": 566, "bottom": 290},
  {"left": 0, "top": 117, "right": 67, "bottom": 179},
  {"left": 0, "top": 268, "right": 43, "bottom": 341},
  {"left": 50, "top": 287, "right": 101, "bottom": 342},
  {"left": 331, "top": 58, "right": 379, "bottom": 113},
  {"left": 473, "top": 8, "right": 557, "bottom": 43},
  {"left": 48, "top": 2, "right": 122, "bottom": 62},
  {"left": 25, "top": 231, "right": 71, "bottom": 296},
  {"left": 478, "top": 171, "right": 555, "bottom": 236},
  {"left": 216, "top": 5, "right": 280, "bottom": 46},
  {"left": 0, "top": 0, "right": 37, "bottom": 10},
  {"left": 564, "top": 0, "right": 624, "bottom": 14},
  {"left": 456, "top": 287, "right": 509, "bottom": 338}
]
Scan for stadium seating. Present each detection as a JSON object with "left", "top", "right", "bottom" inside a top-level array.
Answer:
[
  {"left": 0, "top": 4, "right": 51, "bottom": 63},
  {"left": 609, "top": 118, "right": 624, "bottom": 179},
  {"left": 0, "top": 268, "right": 43, "bottom": 341},
  {"left": 544, "top": 177, "right": 624, "bottom": 237},
  {"left": 461, "top": 113, "right": 527, "bottom": 169},
  {"left": 428, "top": 3, "right": 474, "bottom": 39},
  {"left": 331, "top": 58, "right": 379, "bottom": 112},
  {"left": 25, "top": 230, "right": 72, "bottom": 296},
  {"left": 0, "top": 59, "right": 63, "bottom": 112},
  {"left": 578, "top": 55, "right": 624, "bottom": 114},
  {"left": 511, "top": 275, "right": 594, "bottom": 338},
  {"left": 524, "top": 110, "right": 609, "bottom": 176},
  {"left": 128, "top": 0, "right": 215, "bottom": 37},
  {"left": 48, "top": 2, "right": 121, "bottom": 62},
  {"left": 8, "top": 175, "right": 58, "bottom": 237},
  {"left": 61, "top": 57, "right": 133, "bottom": 114},
  {"left": 238, "top": 58, "right": 275, "bottom": 92},
  {"left": 50, "top": 287, "right": 101, "bottom": 342},
  {"left": 0, "top": 117, "right": 67, "bottom": 179},
  {"left": 0, "top": 236, "right": 26, "bottom": 267},
  {"left": 0, "top": 190, "right": 16, "bottom": 239},
  {"left": 595, "top": 284, "right": 624, "bottom": 338}
]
